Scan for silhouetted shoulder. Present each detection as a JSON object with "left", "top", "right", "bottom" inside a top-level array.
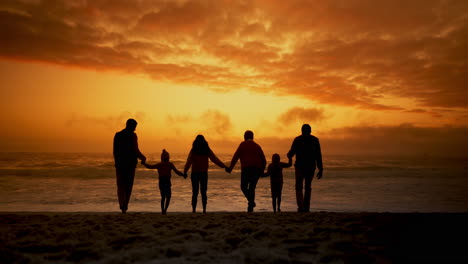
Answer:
[
  {"left": 295, "top": 134, "right": 319, "bottom": 144},
  {"left": 113, "top": 129, "right": 139, "bottom": 166}
]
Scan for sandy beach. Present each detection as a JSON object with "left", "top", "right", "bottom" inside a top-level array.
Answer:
[{"left": 1, "top": 212, "right": 467, "bottom": 263}]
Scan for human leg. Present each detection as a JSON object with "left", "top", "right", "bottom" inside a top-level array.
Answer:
[
  {"left": 303, "top": 170, "right": 314, "bottom": 212},
  {"left": 160, "top": 180, "right": 172, "bottom": 214},
  {"left": 241, "top": 170, "right": 252, "bottom": 212},
  {"left": 295, "top": 167, "right": 305, "bottom": 212},
  {"left": 161, "top": 197, "right": 166, "bottom": 214},
  {"left": 271, "top": 182, "right": 279, "bottom": 212},
  {"left": 116, "top": 167, "right": 135, "bottom": 213},
  {"left": 116, "top": 168, "right": 125, "bottom": 212},
  {"left": 199, "top": 172, "right": 208, "bottom": 213},
  {"left": 271, "top": 186, "right": 276, "bottom": 212},
  {"left": 241, "top": 167, "right": 260, "bottom": 212},
  {"left": 278, "top": 182, "right": 283, "bottom": 212},
  {"left": 191, "top": 173, "right": 200, "bottom": 212},
  {"left": 165, "top": 196, "right": 171, "bottom": 213},
  {"left": 272, "top": 198, "right": 277, "bottom": 212},
  {"left": 124, "top": 169, "right": 135, "bottom": 210},
  {"left": 247, "top": 168, "right": 260, "bottom": 210},
  {"left": 240, "top": 170, "right": 249, "bottom": 201},
  {"left": 164, "top": 184, "right": 172, "bottom": 213},
  {"left": 160, "top": 186, "right": 165, "bottom": 214}
]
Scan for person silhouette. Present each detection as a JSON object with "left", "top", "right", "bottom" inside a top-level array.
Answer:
[
  {"left": 113, "top": 119, "right": 146, "bottom": 214},
  {"left": 287, "top": 124, "right": 323, "bottom": 212},
  {"left": 263, "top": 154, "right": 292, "bottom": 213},
  {"left": 226, "top": 130, "right": 266, "bottom": 212},
  {"left": 184, "top": 135, "right": 227, "bottom": 213},
  {"left": 142, "top": 149, "right": 186, "bottom": 215}
]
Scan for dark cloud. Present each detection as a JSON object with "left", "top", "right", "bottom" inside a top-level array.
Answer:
[
  {"left": 135, "top": 1, "right": 212, "bottom": 34},
  {"left": 406, "top": 109, "right": 443, "bottom": 118},
  {"left": 247, "top": 124, "right": 468, "bottom": 157},
  {"left": 278, "top": 107, "right": 326, "bottom": 125},
  {"left": 1, "top": 0, "right": 467, "bottom": 111},
  {"left": 322, "top": 124, "right": 468, "bottom": 156}
]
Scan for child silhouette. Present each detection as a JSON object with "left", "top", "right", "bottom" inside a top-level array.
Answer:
[
  {"left": 264, "top": 154, "right": 292, "bottom": 212},
  {"left": 142, "top": 149, "right": 186, "bottom": 214}
]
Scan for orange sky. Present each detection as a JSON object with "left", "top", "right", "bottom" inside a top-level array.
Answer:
[{"left": 0, "top": 0, "right": 467, "bottom": 156}]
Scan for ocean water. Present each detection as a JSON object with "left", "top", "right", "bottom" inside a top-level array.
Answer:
[{"left": 0, "top": 152, "right": 467, "bottom": 213}]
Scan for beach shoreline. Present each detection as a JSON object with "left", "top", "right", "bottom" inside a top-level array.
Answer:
[{"left": 1, "top": 212, "right": 468, "bottom": 263}]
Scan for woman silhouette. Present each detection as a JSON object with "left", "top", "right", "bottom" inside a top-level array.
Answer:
[{"left": 184, "top": 135, "right": 227, "bottom": 213}]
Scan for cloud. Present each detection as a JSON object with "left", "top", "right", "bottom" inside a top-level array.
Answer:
[
  {"left": 134, "top": 1, "right": 212, "bottom": 35},
  {"left": 1, "top": 0, "right": 468, "bottom": 111},
  {"left": 406, "top": 109, "right": 443, "bottom": 118},
  {"left": 200, "top": 110, "right": 232, "bottom": 136},
  {"left": 245, "top": 123, "right": 468, "bottom": 157},
  {"left": 278, "top": 107, "right": 326, "bottom": 125},
  {"left": 166, "top": 114, "right": 192, "bottom": 124},
  {"left": 165, "top": 114, "right": 192, "bottom": 136},
  {"left": 66, "top": 112, "right": 146, "bottom": 131},
  {"left": 321, "top": 124, "right": 468, "bottom": 156},
  {"left": 165, "top": 110, "right": 232, "bottom": 137}
]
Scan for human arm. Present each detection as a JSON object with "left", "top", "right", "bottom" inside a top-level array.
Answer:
[
  {"left": 316, "top": 138, "right": 323, "bottom": 179},
  {"left": 133, "top": 134, "right": 146, "bottom": 163},
  {"left": 113, "top": 132, "right": 122, "bottom": 163},
  {"left": 170, "top": 163, "right": 185, "bottom": 177},
  {"left": 280, "top": 156, "right": 293, "bottom": 168},
  {"left": 226, "top": 145, "right": 241, "bottom": 173},
  {"left": 263, "top": 164, "right": 271, "bottom": 177},
  {"left": 209, "top": 150, "right": 227, "bottom": 169},
  {"left": 142, "top": 162, "right": 159, "bottom": 169},
  {"left": 183, "top": 151, "right": 193, "bottom": 175},
  {"left": 316, "top": 169, "right": 323, "bottom": 179},
  {"left": 259, "top": 147, "right": 267, "bottom": 172},
  {"left": 113, "top": 133, "right": 118, "bottom": 160},
  {"left": 260, "top": 148, "right": 267, "bottom": 172},
  {"left": 287, "top": 138, "right": 297, "bottom": 159}
]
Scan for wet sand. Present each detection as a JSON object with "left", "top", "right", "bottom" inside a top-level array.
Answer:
[{"left": 1, "top": 212, "right": 468, "bottom": 263}]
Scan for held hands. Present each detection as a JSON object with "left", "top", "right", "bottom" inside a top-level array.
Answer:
[
  {"left": 183, "top": 173, "right": 188, "bottom": 179},
  {"left": 225, "top": 167, "right": 232, "bottom": 173}
]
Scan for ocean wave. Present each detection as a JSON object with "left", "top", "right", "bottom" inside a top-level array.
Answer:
[
  {"left": 1, "top": 153, "right": 466, "bottom": 180},
  {"left": 0, "top": 168, "right": 115, "bottom": 179}
]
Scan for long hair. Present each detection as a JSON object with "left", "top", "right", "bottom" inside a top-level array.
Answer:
[{"left": 191, "top": 135, "right": 211, "bottom": 156}]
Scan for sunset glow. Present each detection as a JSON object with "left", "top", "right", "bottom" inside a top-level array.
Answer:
[{"left": 1, "top": 0, "right": 467, "bottom": 156}]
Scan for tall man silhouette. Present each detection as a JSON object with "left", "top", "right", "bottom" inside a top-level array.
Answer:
[
  {"left": 287, "top": 124, "right": 323, "bottom": 212},
  {"left": 226, "top": 130, "right": 266, "bottom": 212},
  {"left": 113, "top": 119, "right": 146, "bottom": 213}
]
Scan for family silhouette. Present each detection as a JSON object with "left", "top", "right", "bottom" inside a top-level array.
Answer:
[{"left": 113, "top": 119, "right": 323, "bottom": 214}]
